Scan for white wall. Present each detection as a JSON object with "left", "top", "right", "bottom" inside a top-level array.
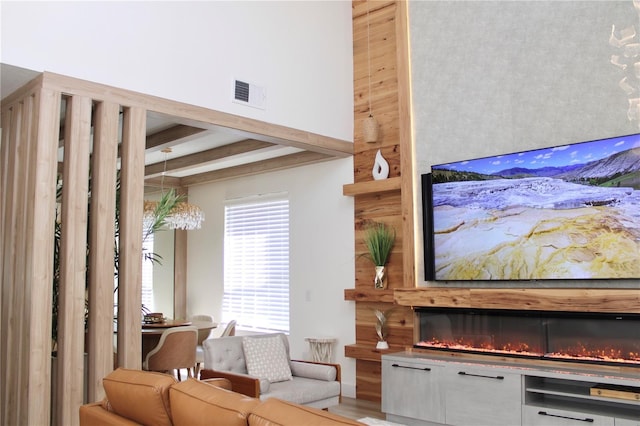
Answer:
[
  {"left": 1, "top": 1, "right": 353, "bottom": 141},
  {"left": 186, "top": 158, "right": 356, "bottom": 397},
  {"left": 409, "top": 0, "right": 640, "bottom": 287}
]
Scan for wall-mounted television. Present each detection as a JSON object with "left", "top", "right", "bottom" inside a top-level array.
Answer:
[{"left": 423, "top": 133, "right": 640, "bottom": 281}]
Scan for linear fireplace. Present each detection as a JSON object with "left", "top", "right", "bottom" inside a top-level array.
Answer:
[{"left": 415, "top": 307, "right": 640, "bottom": 367}]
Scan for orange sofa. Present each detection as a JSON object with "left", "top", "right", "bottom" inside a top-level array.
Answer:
[{"left": 79, "top": 368, "right": 364, "bottom": 426}]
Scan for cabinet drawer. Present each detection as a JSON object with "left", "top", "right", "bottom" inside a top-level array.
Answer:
[
  {"left": 614, "top": 418, "right": 640, "bottom": 426},
  {"left": 444, "top": 366, "right": 521, "bottom": 426},
  {"left": 382, "top": 358, "right": 445, "bottom": 423},
  {"left": 523, "top": 405, "right": 614, "bottom": 426}
]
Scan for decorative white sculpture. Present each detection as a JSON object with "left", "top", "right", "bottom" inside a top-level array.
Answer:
[
  {"left": 610, "top": 5, "right": 640, "bottom": 128},
  {"left": 372, "top": 149, "right": 389, "bottom": 180}
]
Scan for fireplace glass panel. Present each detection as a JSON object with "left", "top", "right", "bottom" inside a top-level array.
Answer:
[
  {"left": 545, "top": 315, "right": 640, "bottom": 363},
  {"left": 416, "top": 308, "right": 640, "bottom": 366}
]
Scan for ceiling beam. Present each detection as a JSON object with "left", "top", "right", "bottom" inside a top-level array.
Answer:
[
  {"left": 143, "top": 175, "right": 182, "bottom": 189},
  {"left": 145, "top": 124, "right": 207, "bottom": 151},
  {"left": 144, "top": 139, "right": 274, "bottom": 178},
  {"left": 180, "top": 151, "right": 336, "bottom": 187}
]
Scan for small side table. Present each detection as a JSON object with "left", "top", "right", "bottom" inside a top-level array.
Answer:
[{"left": 305, "top": 337, "right": 337, "bottom": 363}]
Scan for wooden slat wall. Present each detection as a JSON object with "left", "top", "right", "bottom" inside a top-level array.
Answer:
[
  {"left": 117, "top": 107, "right": 146, "bottom": 370},
  {"left": 28, "top": 87, "right": 63, "bottom": 424},
  {"left": 87, "top": 101, "right": 120, "bottom": 402},
  {"left": 57, "top": 94, "right": 93, "bottom": 424},
  {"left": 1, "top": 74, "right": 148, "bottom": 426},
  {"left": 349, "top": 0, "right": 415, "bottom": 402},
  {"left": 1, "top": 79, "right": 61, "bottom": 426},
  {"left": 1, "top": 67, "right": 355, "bottom": 424}
]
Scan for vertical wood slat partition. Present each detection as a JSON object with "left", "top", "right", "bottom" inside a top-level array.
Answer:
[
  {"left": 2, "top": 68, "right": 354, "bottom": 425},
  {"left": 117, "top": 107, "right": 146, "bottom": 370},
  {"left": 87, "top": 101, "right": 120, "bottom": 403},
  {"left": 57, "top": 95, "right": 93, "bottom": 425},
  {"left": 1, "top": 74, "right": 148, "bottom": 426},
  {"left": 1, "top": 68, "right": 355, "bottom": 424},
  {"left": 1, "top": 80, "right": 61, "bottom": 426},
  {"left": 28, "top": 88, "right": 63, "bottom": 424}
]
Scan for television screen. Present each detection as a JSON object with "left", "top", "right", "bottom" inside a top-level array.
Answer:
[{"left": 425, "top": 133, "right": 640, "bottom": 281}]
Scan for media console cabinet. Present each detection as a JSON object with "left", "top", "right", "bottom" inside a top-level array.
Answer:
[{"left": 382, "top": 352, "right": 640, "bottom": 426}]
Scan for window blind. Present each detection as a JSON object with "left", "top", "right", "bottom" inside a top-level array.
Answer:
[{"left": 223, "top": 196, "right": 290, "bottom": 333}]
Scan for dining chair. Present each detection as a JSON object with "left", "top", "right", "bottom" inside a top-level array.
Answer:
[
  {"left": 220, "top": 320, "right": 237, "bottom": 337},
  {"left": 192, "top": 314, "right": 214, "bottom": 377},
  {"left": 191, "top": 314, "right": 215, "bottom": 344},
  {"left": 143, "top": 325, "right": 198, "bottom": 381},
  {"left": 194, "top": 319, "right": 236, "bottom": 377}
]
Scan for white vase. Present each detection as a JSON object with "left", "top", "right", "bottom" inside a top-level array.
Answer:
[
  {"left": 374, "top": 265, "right": 386, "bottom": 289},
  {"left": 371, "top": 149, "right": 389, "bottom": 180},
  {"left": 376, "top": 341, "right": 389, "bottom": 350}
]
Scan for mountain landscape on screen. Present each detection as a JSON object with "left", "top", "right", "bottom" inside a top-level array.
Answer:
[{"left": 427, "top": 134, "right": 640, "bottom": 281}]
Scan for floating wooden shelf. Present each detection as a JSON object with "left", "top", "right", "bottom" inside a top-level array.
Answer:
[
  {"left": 342, "top": 176, "right": 402, "bottom": 196},
  {"left": 344, "top": 288, "right": 395, "bottom": 303},
  {"left": 344, "top": 343, "right": 403, "bottom": 362},
  {"left": 394, "top": 288, "right": 640, "bottom": 313}
]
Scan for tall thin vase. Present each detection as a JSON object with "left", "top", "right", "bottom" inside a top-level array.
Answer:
[{"left": 374, "top": 265, "right": 386, "bottom": 289}]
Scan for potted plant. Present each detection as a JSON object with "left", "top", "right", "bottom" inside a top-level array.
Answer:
[
  {"left": 51, "top": 174, "right": 182, "bottom": 351},
  {"left": 363, "top": 222, "right": 395, "bottom": 289}
]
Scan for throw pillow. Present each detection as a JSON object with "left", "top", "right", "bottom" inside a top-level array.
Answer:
[{"left": 242, "top": 335, "right": 292, "bottom": 383}]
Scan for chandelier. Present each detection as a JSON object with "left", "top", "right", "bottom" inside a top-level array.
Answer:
[
  {"left": 143, "top": 148, "right": 204, "bottom": 231},
  {"left": 143, "top": 198, "right": 204, "bottom": 231}
]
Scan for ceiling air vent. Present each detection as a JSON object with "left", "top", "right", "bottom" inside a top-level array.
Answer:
[{"left": 233, "top": 79, "right": 266, "bottom": 109}]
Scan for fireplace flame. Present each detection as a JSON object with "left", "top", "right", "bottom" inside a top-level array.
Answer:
[{"left": 416, "top": 339, "right": 640, "bottom": 365}]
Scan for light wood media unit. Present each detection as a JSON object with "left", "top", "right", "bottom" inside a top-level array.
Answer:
[{"left": 382, "top": 352, "right": 640, "bottom": 426}]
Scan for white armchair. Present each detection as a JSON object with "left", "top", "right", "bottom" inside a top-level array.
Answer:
[{"left": 200, "top": 333, "right": 341, "bottom": 409}]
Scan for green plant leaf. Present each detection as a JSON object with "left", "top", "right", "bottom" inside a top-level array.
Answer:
[{"left": 363, "top": 222, "right": 396, "bottom": 266}]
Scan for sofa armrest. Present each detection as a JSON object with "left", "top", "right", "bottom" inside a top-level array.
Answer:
[
  {"left": 290, "top": 361, "right": 338, "bottom": 382},
  {"left": 291, "top": 360, "right": 341, "bottom": 383},
  {"left": 200, "top": 368, "right": 261, "bottom": 398},
  {"left": 201, "top": 377, "right": 233, "bottom": 391},
  {"left": 79, "top": 402, "right": 140, "bottom": 426}
]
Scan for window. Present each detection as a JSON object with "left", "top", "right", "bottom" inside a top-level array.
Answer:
[{"left": 222, "top": 194, "right": 290, "bottom": 333}]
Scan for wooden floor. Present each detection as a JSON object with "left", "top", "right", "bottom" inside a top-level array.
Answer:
[{"left": 329, "top": 397, "right": 385, "bottom": 421}]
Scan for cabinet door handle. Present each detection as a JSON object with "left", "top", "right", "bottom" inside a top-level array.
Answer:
[
  {"left": 457, "top": 371, "right": 504, "bottom": 380},
  {"left": 391, "top": 363, "right": 431, "bottom": 372},
  {"left": 537, "top": 411, "right": 594, "bottom": 423}
]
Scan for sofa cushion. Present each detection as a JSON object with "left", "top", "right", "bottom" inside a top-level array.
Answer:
[
  {"left": 242, "top": 335, "right": 292, "bottom": 383},
  {"left": 203, "top": 335, "right": 248, "bottom": 373},
  {"left": 247, "top": 398, "right": 365, "bottom": 426},
  {"left": 170, "top": 378, "right": 260, "bottom": 426},
  {"left": 263, "top": 376, "right": 341, "bottom": 405},
  {"left": 102, "top": 368, "right": 176, "bottom": 426}
]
